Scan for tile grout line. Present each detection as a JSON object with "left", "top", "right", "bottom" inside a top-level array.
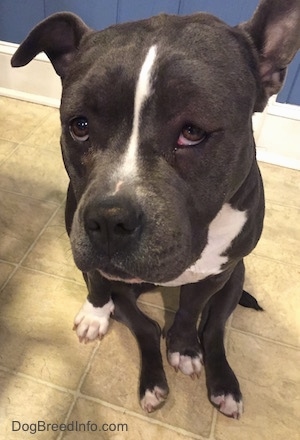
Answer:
[
  {"left": 14, "top": 265, "right": 86, "bottom": 287},
  {"left": 230, "top": 326, "right": 300, "bottom": 350},
  {"left": 0, "top": 259, "right": 17, "bottom": 267},
  {"left": 208, "top": 410, "right": 218, "bottom": 440},
  {"left": 13, "top": 105, "right": 57, "bottom": 145},
  {"left": 0, "top": 187, "right": 63, "bottom": 207},
  {"left": 56, "top": 341, "right": 101, "bottom": 440},
  {"left": 70, "top": 392, "right": 207, "bottom": 440},
  {"left": 0, "top": 364, "right": 75, "bottom": 395},
  {"left": 138, "top": 299, "right": 176, "bottom": 315},
  {"left": 250, "top": 251, "right": 300, "bottom": 268},
  {"left": 0, "top": 141, "right": 21, "bottom": 166},
  {"left": 264, "top": 200, "right": 300, "bottom": 210},
  {"left": 0, "top": 200, "right": 64, "bottom": 293},
  {"left": 0, "top": 111, "right": 58, "bottom": 155}
]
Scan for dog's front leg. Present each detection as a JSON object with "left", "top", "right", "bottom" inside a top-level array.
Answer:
[
  {"left": 166, "top": 273, "right": 229, "bottom": 379},
  {"left": 166, "top": 264, "right": 245, "bottom": 418},
  {"left": 112, "top": 287, "right": 169, "bottom": 413},
  {"left": 73, "top": 270, "right": 114, "bottom": 343},
  {"left": 199, "top": 261, "right": 245, "bottom": 419}
]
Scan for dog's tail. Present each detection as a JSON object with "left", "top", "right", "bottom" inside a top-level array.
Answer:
[{"left": 239, "top": 290, "right": 264, "bottom": 311}]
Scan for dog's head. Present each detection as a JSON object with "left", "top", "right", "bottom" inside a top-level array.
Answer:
[{"left": 12, "top": 0, "right": 300, "bottom": 284}]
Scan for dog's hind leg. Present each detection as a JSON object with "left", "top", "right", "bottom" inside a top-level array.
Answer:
[
  {"left": 198, "top": 260, "right": 246, "bottom": 419},
  {"left": 112, "top": 288, "right": 169, "bottom": 413}
]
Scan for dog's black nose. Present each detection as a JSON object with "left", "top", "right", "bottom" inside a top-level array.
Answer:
[{"left": 84, "top": 196, "right": 143, "bottom": 256}]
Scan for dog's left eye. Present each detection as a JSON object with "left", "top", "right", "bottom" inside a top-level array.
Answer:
[
  {"left": 69, "top": 117, "right": 89, "bottom": 141},
  {"left": 177, "top": 124, "right": 207, "bottom": 146}
]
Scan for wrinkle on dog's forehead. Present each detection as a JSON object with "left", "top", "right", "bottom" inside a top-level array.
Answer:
[{"left": 113, "top": 45, "right": 157, "bottom": 187}]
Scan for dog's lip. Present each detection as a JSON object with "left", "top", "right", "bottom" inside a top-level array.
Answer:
[{"left": 97, "top": 269, "right": 143, "bottom": 284}]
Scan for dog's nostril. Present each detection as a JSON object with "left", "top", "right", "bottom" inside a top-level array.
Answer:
[
  {"left": 86, "top": 219, "right": 101, "bottom": 232},
  {"left": 114, "top": 221, "right": 139, "bottom": 235}
]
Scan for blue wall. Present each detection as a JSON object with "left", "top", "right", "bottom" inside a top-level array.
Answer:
[
  {"left": 0, "top": 0, "right": 299, "bottom": 105},
  {"left": 0, "top": 0, "right": 258, "bottom": 40}
]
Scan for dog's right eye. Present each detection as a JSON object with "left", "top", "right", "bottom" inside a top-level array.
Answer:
[
  {"left": 69, "top": 117, "right": 89, "bottom": 141},
  {"left": 177, "top": 124, "right": 207, "bottom": 147}
]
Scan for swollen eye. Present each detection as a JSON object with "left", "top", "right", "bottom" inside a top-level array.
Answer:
[
  {"left": 69, "top": 117, "right": 89, "bottom": 141},
  {"left": 177, "top": 124, "right": 207, "bottom": 146}
]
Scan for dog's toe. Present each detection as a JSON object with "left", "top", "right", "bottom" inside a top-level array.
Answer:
[
  {"left": 74, "top": 298, "right": 114, "bottom": 343},
  {"left": 140, "top": 386, "right": 168, "bottom": 413},
  {"left": 211, "top": 394, "right": 243, "bottom": 419},
  {"left": 168, "top": 351, "right": 202, "bottom": 377},
  {"left": 74, "top": 315, "right": 109, "bottom": 342}
]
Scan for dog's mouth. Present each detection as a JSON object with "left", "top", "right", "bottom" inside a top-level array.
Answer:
[{"left": 97, "top": 266, "right": 144, "bottom": 284}]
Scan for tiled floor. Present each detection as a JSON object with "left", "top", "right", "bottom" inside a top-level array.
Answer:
[{"left": 0, "top": 96, "right": 299, "bottom": 440}]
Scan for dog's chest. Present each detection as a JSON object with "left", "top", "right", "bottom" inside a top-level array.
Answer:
[{"left": 159, "top": 204, "right": 247, "bottom": 287}]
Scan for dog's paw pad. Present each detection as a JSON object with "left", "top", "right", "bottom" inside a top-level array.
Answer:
[
  {"left": 168, "top": 351, "right": 202, "bottom": 378},
  {"left": 211, "top": 394, "right": 243, "bottom": 419},
  {"left": 73, "top": 298, "right": 114, "bottom": 343},
  {"left": 140, "top": 386, "right": 168, "bottom": 413}
]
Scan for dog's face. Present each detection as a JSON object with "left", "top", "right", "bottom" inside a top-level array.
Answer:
[
  {"left": 60, "top": 15, "right": 258, "bottom": 283},
  {"left": 12, "top": 0, "right": 300, "bottom": 284}
]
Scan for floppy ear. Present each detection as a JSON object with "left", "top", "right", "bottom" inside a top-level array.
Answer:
[
  {"left": 11, "top": 12, "right": 90, "bottom": 78},
  {"left": 239, "top": 0, "right": 300, "bottom": 110}
]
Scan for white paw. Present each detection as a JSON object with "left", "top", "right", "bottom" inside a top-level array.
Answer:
[
  {"left": 211, "top": 394, "right": 243, "bottom": 419},
  {"left": 73, "top": 298, "right": 114, "bottom": 343},
  {"left": 140, "top": 386, "right": 168, "bottom": 413},
  {"left": 168, "top": 351, "right": 202, "bottom": 378}
]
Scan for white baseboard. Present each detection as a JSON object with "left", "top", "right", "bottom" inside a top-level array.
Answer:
[
  {"left": 0, "top": 41, "right": 61, "bottom": 108},
  {"left": 268, "top": 100, "right": 300, "bottom": 121},
  {"left": 256, "top": 147, "right": 300, "bottom": 170},
  {"left": 1, "top": 41, "right": 299, "bottom": 170},
  {"left": 0, "top": 87, "right": 61, "bottom": 108}
]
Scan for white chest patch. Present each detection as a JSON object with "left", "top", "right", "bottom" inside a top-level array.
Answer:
[
  {"left": 116, "top": 45, "right": 157, "bottom": 182},
  {"left": 159, "top": 204, "right": 247, "bottom": 287}
]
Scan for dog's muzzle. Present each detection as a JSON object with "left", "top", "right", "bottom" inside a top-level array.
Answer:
[{"left": 70, "top": 180, "right": 195, "bottom": 283}]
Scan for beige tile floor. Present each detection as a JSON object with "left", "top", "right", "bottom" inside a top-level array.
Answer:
[{"left": 0, "top": 96, "right": 299, "bottom": 440}]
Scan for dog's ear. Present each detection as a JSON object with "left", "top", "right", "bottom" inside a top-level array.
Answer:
[
  {"left": 11, "top": 12, "right": 90, "bottom": 78},
  {"left": 240, "top": 0, "right": 300, "bottom": 107}
]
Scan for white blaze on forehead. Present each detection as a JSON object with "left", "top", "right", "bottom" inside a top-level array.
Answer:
[{"left": 119, "top": 45, "right": 157, "bottom": 178}]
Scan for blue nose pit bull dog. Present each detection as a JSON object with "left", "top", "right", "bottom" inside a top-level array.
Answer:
[{"left": 12, "top": 0, "right": 300, "bottom": 419}]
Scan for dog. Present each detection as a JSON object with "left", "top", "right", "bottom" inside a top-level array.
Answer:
[{"left": 11, "top": 0, "right": 300, "bottom": 419}]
